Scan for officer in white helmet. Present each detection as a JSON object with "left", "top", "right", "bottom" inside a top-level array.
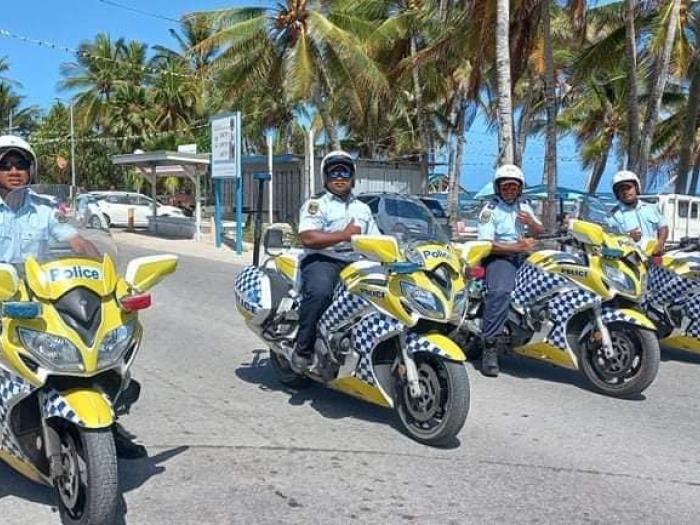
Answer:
[
  {"left": 0, "top": 135, "right": 147, "bottom": 458},
  {"left": 476, "top": 164, "right": 544, "bottom": 377},
  {"left": 292, "top": 150, "right": 380, "bottom": 371},
  {"left": 607, "top": 170, "right": 667, "bottom": 253}
]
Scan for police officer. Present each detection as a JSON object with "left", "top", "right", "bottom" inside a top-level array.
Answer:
[
  {"left": 0, "top": 135, "right": 146, "bottom": 458},
  {"left": 607, "top": 170, "right": 668, "bottom": 254},
  {"left": 477, "top": 164, "right": 544, "bottom": 377},
  {"left": 292, "top": 150, "right": 380, "bottom": 371}
]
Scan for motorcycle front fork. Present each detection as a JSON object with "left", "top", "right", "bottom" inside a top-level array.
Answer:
[
  {"left": 395, "top": 332, "right": 423, "bottom": 399},
  {"left": 593, "top": 305, "right": 615, "bottom": 359}
]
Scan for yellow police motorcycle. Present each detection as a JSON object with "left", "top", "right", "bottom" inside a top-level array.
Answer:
[
  {"left": 234, "top": 221, "right": 478, "bottom": 446},
  {"left": 643, "top": 237, "right": 700, "bottom": 354},
  {"left": 455, "top": 219, "right": 660, "bottom": 398},
  {"left": 0, "top": 203, "right": 177, "bottom": 525}
]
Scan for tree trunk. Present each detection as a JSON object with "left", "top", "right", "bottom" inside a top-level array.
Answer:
[
  {"left": 448, "top": 103, "right": 468, "bottom": 236},
  {"left": 411, "top": 32, "right": 432, "bottom": 188},
  {"left": 675, "top": 54, "right": 700, "bottom": 194},
  {"left": 689, "top": 149, "right": 700, "bottom": 196},
  {"left": 313, "top": 88, "right": 341, "bottom": 151},
  {"left": 496, "top": 0, "right": 515, "bottom": 165},
  {"left": 515, "top": 81, "right": 533, "bottom": 167},
  {"left": 624, "top": 0, "right": 641, "bottom": 172},
  {"left": 542, "top": 1, "right": 558, "bottom": 232},
  {"left": 638, "top": 0, "right": 681, "bottom": 190},
  {"left": 585, "top": 135, "right": 612, "bottom": 194}
]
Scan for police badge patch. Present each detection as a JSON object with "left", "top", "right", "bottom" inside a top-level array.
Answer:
[
  {"left": 307, "top": 201, "right": 319, "bottom": 215},
  {"left": 479, "top": 208, "right": 492, "bottom": 223}
]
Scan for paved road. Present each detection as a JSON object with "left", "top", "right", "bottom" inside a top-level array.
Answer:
[{"left": 1, "top": 243, "right": 699, "bottom": 525}]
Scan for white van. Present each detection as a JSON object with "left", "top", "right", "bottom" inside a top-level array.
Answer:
[{"left": 640, "top": 194, "right": 700, "bottom": 242}]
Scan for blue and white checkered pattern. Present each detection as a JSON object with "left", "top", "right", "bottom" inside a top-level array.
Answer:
[
  {"left": 350, "top": 313, "right": 404, "bottom": 385},
  {"left": 0, "top": 368, "right": 32, "bottom": 461},
  {"left": 645, "top": 264, "right": 699, "bottom": 306},
  {"left": 406, "top": 332, "right": 457, "bottom": 360},
  {"left": 234, "top": 266, "right": 264, "bottom": 315},
  {"left": 319, "top": 285, "right": 370, "bottom": 334},
  {"left": 601, "top": 308, "right": 644, "bottom": 326},
  {"left": 685, "top": 294, "right": 700, "bottom": 337},
  {"left": 512, "top": 263, "right": 568, "bottom": 307},
  {"left": 545, "top": 289, "right": 599, "bottom": 349},
  {"left": 41, "top": 389, "right": 84, "bottom": 426}
]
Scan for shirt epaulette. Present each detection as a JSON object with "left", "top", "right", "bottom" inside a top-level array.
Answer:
[{"left": 311, "top": 190, "right": 327, "bottom": 199}]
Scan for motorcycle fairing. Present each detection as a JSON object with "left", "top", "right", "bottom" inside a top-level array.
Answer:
[
  {"left": 40, "top": 389, "right": 114, "bottom": 429},
  {"left": 0, "top": 367, "right": 32, "bottom": 464}
]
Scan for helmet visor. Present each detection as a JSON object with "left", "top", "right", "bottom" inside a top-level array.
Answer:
[{"left": 326, "top": 165, "right": 354, "bottom": 179}]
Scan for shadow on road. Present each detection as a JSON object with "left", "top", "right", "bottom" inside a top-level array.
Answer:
[
  {"left": 0, "top": 442, "right": 187, "bottom": 525},
  {"left": 469, "top": 354, "right": 647, "bottom": 401},
  {"left": 235, "top": 349, "right": 462, "bottom": 449},
  {"left": 660, "top": 346, "right": 700, "bottom": 364}
]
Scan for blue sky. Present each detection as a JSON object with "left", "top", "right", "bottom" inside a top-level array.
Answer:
[{"left": 0, "top": 0, "right": 620, "bottom": 193}]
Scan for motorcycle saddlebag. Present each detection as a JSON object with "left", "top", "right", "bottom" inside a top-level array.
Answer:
[{"left": 234, "top": 266, "right": 291, "bottom": 326}]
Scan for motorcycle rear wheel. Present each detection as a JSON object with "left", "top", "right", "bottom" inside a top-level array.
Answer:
[
  {"left": 54, "top": 425, "right": 119, "bottom": 525},
  {"left": 395, "top": 354, "right": 470, "bottom": 447},
  {"left": 269, "top": 350, "right": 312, "bottom": 389},
  {"left": 580, "top": 324, "right": 660, "bottom": 398}
]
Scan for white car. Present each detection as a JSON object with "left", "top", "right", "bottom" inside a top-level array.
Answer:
[{"left": 89, "top": 191, "right": 184, "bottom": 228}]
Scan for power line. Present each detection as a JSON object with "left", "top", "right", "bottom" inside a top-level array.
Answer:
[{"left": 0, "top": 27, "right": 208, "bottom": 82}]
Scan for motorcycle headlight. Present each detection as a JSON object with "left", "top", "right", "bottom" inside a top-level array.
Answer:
[
  {"left": 18, "top": 328, "right": 83, "bottom": 372},
  {"left": 400, "top": 281, "right": 445, "bottom": 319},
  {"left": 98, "top": 321, "right": 136, "bottom": 367},
  {"left": 602, "top": 263, "right": 637, "bottom": 296}
]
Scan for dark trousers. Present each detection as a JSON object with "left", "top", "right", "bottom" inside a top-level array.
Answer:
[
  {"left": 482, "top": 255, "right": 522, "bottom": 339},
  {"left": 296, "top": 254, "right": 347, "bottom": 356}
]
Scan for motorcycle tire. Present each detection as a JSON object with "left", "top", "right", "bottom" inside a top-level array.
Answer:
[
  {"left": 55, "top": 425, "right": 119, "bottom": 525},
  {"left": 580, "top": 324, "right": 660, "bottom": 398},
  {"left": 269, "top": 350, "right": 312, "bottom": 389},
  {"left": 395, "top": 354, "right": 470, "bottom": 447}
]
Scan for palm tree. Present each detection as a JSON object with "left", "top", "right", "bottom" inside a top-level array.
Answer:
[
  {"left": 189, "top": 1, "right": 389, "bottom": 150},
  {"left": 638, "top": 0, "right": 682, "bottom": 188},
  {"left": 496, "top": 0, "right": 515, "bottom": 165},
  {"left": 59, "top": 33, "right": 128, "bottom": 127}
]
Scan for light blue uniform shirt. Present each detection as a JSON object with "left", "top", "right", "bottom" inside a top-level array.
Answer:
[
  {"left": 477, "top": 198, "right": 540, "bottom": 243},
  {"left": 606, "top": 201, "right": 667, "bottom": 245},
  {"left": 298, "top": 191, "right": 380, "bottom": 260},
  {"left": 0, "top": 191, "right": 77, "bottom": 264}
]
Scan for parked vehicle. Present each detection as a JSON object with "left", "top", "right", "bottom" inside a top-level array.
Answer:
[
  {"left": 454, "top": 219, "right": 661, "bottom": 398},
  {"left": 89, "top": 191, "right": 184, "bottom": 228},
  {"left": 357, "top": 193, "right": 449, "bottom": 242},
  {"left": 639, "top": 194, "right": 700, "bottom": 243},
  {"left": 233, "top": 220, "right": 474, "bottom": 446},
  {"left": 644, "top": 237, "right": 700, "bottom": 355},
  {"left": 418, "top": 195, "right": 451, "bottom": 235},
  {"left": 0, "top": 209, "right": 178, "bottom": 525}
]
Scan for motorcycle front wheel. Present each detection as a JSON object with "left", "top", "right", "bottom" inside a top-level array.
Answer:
[
  {"left": 54, "top": 425, "right": 119, "bottom": 525},
  {"left": 395, "top": 354, "right": 470, "bottom": 447},
  {"left": 580, "top": 324, "right": 660, "bottom": 398}
]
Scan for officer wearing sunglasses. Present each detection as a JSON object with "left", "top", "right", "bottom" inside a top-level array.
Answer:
[
  {"left": 292, "top": 150, "right": 379, "bottom": 371},
  {"left": 0, "top": 135, "right": 147, "bottom": 458}
]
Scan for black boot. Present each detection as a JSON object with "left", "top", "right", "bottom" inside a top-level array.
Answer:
[
  {"left": 113, "top": 424, "right": 147, "bottom": 459},
  {"left": 481, "top": 338, "right": 500, "bottom": 377}
]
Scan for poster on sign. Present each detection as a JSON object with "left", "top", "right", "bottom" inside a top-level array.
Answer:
[{"left": 211, "top": 112, "right": 240, "bottom": 178}]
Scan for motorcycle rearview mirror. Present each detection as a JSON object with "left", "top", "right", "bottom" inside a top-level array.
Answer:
[
  {"left": 263, "top": 227, "right": 291, "bottom": 257},
  {"left": 0, "top": 263, "right": 20, "bottom": 301},
  {"left": 125, "top": 254, "right": 178, "bottom": 292}
]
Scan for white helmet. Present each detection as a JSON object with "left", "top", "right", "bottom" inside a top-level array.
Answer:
[
  {"left": 0, "top": 135, "right": 38, "bottom": 183},
  {"left": 493, "top": 164, "right": 525, "bottom": 194},
  {"left": 321, "top": 150, "right": 355, "bottom": 178},
  {"left": 612, "top": 170, "right": 640, "bottom": 190}
]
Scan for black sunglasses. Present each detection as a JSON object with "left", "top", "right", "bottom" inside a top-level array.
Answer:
[
  {"left": 0, "top": 159, "right": 31, "bottom": 171},
  {"left": 327, "top": 166, "right": 353, "bottom": 179}
]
